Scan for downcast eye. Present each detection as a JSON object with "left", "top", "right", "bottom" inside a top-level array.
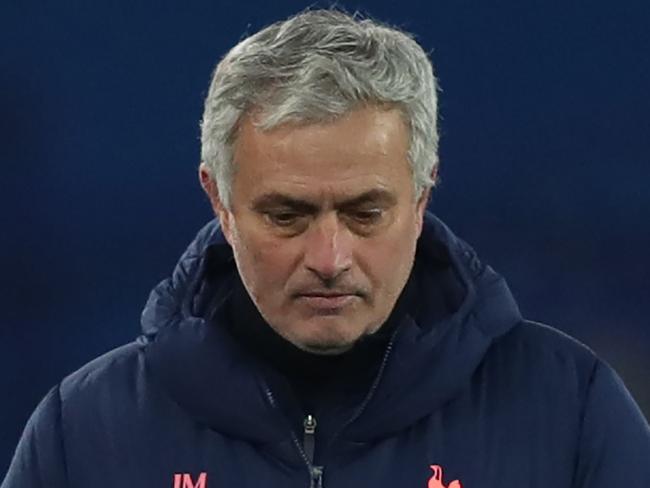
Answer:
[
  {"left": 348, "top": 209, "right": 383, "bottom": 224},
  {"left": 266, "top": 211, "right": 302, "bottom": 227}
]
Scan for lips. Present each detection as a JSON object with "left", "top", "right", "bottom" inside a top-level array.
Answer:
[{"left": 295, "top": 293, "right": 359, "bottom": 309}]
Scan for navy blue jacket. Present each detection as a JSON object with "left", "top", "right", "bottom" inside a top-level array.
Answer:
[{"left": 4, "top": 214, "right": 650, "bottom": 487}]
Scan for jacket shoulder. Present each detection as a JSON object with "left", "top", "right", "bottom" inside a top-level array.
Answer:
[
  {"left": 499, "top": 323, "right": 650, "bottom": 484},
  {"left": 55, "top": 338, "right": 181, "bottom": 464},
  {"left": 495, "top": 320, "right": 598, "bottom": 370},
  {"left": 3, "top": 340, "right": 151, "bottom": 488},
  {"left": 59, "top": 340, "right": 146, "bottom": 403},
  {"left": 481, "top": 320, "right": 601, "bottom": 408}
]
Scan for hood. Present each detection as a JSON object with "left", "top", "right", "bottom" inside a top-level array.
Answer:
[{"left": 141, "top": 212, "right": 522, "bottom": 447}]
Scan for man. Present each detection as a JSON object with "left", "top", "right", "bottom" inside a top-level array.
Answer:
[{"left": 3, "top": 8, "right": 649, "bottom": 488}]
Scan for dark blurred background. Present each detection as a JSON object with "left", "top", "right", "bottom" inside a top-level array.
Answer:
[{"left": 1, "top": 0, "right": 648, "bottom": 473}]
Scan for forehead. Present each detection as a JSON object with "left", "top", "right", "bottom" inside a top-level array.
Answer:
[{"left": 231, "top": 106, "right": 413, "bottom": 203}]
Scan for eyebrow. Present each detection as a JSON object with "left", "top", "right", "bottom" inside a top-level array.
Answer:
[
  {"left": 339, "top": 189, "right": 397, "bottom": 209},
  {"left": 251, "top": 189, "right": 397, "bottom": 213},
  {"left": 252, "top": 194, "right": 319, "bottom": 214}
]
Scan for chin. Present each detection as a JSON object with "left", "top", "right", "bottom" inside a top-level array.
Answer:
[
  {"left": 290, "top": 322, "right": 367, "bottom": 355},
  {"left": 269, "top": 311, "right": 378, "bottom": 354},
  {"left": 296, "top": 339, "right": 356, "bottom": 356}
]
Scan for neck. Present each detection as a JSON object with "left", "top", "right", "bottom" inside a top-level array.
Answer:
[{"left": 224, "top": 271, "right": 417, "bottom": 383}]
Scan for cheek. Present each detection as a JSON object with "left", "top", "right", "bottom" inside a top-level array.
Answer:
[
  {"left": 236, "top": 230, "right": 301, "bottom": 293},
  {"left": 359, "top": 219, "right": 419, "bottom": 291}
]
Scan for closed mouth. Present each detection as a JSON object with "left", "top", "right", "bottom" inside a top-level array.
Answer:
[
  {"left": 295, "top": 290, "right": 363, "bottom": 300},
  {"left": 299, "top": 292, "right": 354, "bottom": 297},
  {"left": 294, "top": 293, "right": 360, "bottom": 309}
]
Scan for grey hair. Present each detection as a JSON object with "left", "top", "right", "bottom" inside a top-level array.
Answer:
[{"left": 200, "top": 9, "right": 439, "bottom": 209}]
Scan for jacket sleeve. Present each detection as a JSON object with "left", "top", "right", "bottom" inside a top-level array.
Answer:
[
  {"left": 1, "top": 386, "right": 68, "bottom": 488},
  {"left": 573, "top": 360, "right": 650, "bottom": 486}
]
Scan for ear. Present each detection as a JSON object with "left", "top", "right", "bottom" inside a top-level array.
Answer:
[
  {"left": 431, "top": 165, "right": 439, "bottom": 186},
  {"left": 414, "top": 165, "right": 438, "bottom": 237},
  {"left": 415, "top": 186, "right": 431, "bottom": 238},
  {"left": 199, "top": 163, "right": 234, "bottom": 245}
]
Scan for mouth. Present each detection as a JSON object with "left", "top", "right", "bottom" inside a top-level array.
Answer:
[{"left": 295, "top": 292, "right": 360, "bottom": 310}]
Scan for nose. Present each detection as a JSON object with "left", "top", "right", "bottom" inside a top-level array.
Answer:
[{"left": 303, "top": 212, "right": 353, "bottom": 283}]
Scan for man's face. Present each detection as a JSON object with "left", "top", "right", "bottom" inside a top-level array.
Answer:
[{"left": 202, "top": 106, "right": 429, "bottom": 354}]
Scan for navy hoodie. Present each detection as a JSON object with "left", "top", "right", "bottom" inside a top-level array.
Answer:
[{"left": 3, "top": 213, "right": 650, "bottom": 487}]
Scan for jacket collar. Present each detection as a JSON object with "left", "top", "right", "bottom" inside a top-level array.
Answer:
[{"left": 141, "top": 213, "right": 522, "bottom": 445}]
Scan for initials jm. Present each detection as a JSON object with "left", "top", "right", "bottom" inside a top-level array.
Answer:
[{"left": 173, "top": 472, "right": 207, "bottom": 488}]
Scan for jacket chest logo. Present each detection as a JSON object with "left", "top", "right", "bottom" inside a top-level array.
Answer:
[
  {"left": 428, "top": 465, "right": 462, "bottom": 488},
  {"left": 173, "top": 472, "right": 207, "bottom": 488}
]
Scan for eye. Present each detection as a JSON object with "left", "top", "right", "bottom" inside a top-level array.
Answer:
[
  {"left": 265, "top": 211, "right": 303, "bottom": 227},
  {"left": 347, "top": 208, "right": 383, "bottom": 225}
]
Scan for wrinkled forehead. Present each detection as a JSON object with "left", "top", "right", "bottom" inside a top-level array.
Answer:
[
  {"left": 234, "top": 106, "right": 409, "bottom": 166},
  {"left": 229, "top": 106, "right": 415, "bottom": 204}
]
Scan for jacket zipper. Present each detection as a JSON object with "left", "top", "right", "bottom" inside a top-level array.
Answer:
[
  {"left": 263, "top": 326, "right": 400, "bottom": 487},
  {"left": 279, "top": 332, "right": 397, "bottom": 486},
  {"left": 328, "top": 333, "right": 397, "bottom": 448},
  {"left": 303, "top": 414, "right": 324, "bottom": 488},
  {"left": 264, "top": 387, "right": 324, "bottom": 487}
]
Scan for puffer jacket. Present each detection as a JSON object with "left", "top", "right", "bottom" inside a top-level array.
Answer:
[{"left": 4, "top": 213, "right": 650, "bottom": 487}]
